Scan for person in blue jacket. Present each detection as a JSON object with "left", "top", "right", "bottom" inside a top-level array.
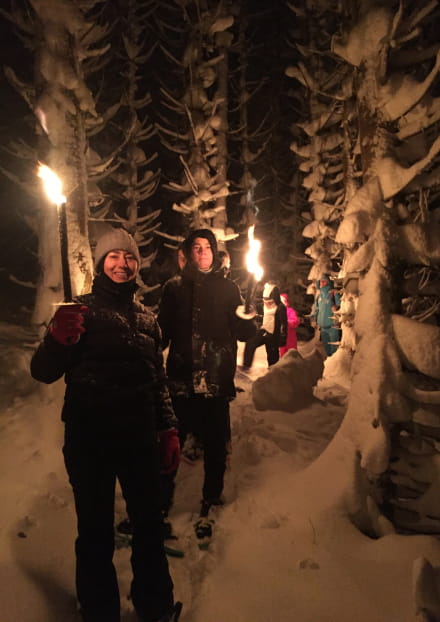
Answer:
[{"left": 311, "top": 275, "right": 341, "bottom": 356}]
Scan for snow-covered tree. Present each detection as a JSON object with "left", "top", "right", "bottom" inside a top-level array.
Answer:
[
  {"left": 96, "top": 0, "right": 164, "bottom": 300},
  {"left": 288, "top": 0, "right": 440, "bottom": 538},
  {"left": 1, "top": 0, "right": 117, "bottom": 331},
  {"left": 153, "top": 0, "right": 237, "bottom": 245}
]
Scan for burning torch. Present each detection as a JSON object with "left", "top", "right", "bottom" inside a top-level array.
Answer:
[
  {"left": 37, "top": 163, "right": 72, "bottom": 302},
  {"left": 243, "top": 225, "right": 264, "bottom": 314}
]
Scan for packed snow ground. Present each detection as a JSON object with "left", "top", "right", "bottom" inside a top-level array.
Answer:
[{"left": 1, "top": 332, "right": 440, "bottom": 622}]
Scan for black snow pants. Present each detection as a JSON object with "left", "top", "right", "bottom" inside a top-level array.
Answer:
[
  {"left": 63, "top": 414, "right": 174, "bottom": 622},
  {"left": 243, "top": 328, "right": 279, "bottom": 367},
  {"left": 173, "top": 395, "right": 230, "bottom": 503}
]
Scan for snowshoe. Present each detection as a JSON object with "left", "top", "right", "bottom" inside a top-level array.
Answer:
[
  {"left": 195, "top": 497, "right": 224, "bottom": 549},
  {"left": 164, "top": 543, "right": 185, "bottom": 558},
  {"left": 114, "top": 529, "right": 132, "bottom": 549},
  {"left": 194, "top": 516, "right": 214, "bottom": 550},
  {"left": 162, "top": 517, "right": 177, "bottom": 540},
  {"left": 181, "top": 433, "right": 204, "bottom": 465},
  {"left": 114, "top": 521, "right": 185, "bottom": 558},
  {"left": 116, "top": 518, "right": 132, "bottom": 535}
]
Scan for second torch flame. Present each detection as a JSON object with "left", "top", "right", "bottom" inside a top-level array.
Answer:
[
  {"left": 244, "top": 225, "right": 263, "bottom": 314},
  {"left": 245, "top": 225, "right": 263, "bottom": 282}
]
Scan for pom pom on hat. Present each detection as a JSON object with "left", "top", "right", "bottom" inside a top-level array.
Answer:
[{"left": 94, "top": 228, "right": 141, "bottom": 271}]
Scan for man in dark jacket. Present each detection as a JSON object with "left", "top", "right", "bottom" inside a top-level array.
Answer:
[
  {"left": 242, "top": 281, "right": 288, "bottom": 368},
  {"left": 157, "top": 228, "right": 256, "bottom": 537},
  {"left": 30, "top": 227, "right": 181, "bottom": 622}
]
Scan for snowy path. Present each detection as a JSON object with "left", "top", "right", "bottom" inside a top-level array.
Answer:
[
  {"left": 0, "top": 341, "right": 344, "bottom": 621},
  {"left": 2, "top": 341, "right": 436, "bottom": 621}
]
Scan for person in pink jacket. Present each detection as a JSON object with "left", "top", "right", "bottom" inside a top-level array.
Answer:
[{"left": 279, "top": 293, "right": 300, "bottom": 356}]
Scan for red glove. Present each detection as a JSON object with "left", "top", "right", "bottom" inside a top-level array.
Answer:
[
  {"left": 49, "top": 304, "right": 88, "bottom": 345},
  {"left": 158, "top": 428, "right": 180, "bottom": 474}
]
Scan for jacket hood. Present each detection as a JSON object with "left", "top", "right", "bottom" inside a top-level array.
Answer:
[
  {"left": 316, "top": 274, "right": 333, "bottom": 289},
  {"left": 182, "top": 228, "right": 220, "bottom": 271},
  {"left": 263, "top": 282, "right": 281, "bottom": 304}
]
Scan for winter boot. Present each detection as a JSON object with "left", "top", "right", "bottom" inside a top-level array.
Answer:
[
  {"left": 181, "top": 433, "right": 204, "bottom": 464},
  {"left": 194, "top": 498, "right": 224, "bottom": 547},
  {"left": 116, "top": 517, "right": 132, "bottom": 535},
  {"left": 161, "top": 516, "right": 177, "bottom": 541}
]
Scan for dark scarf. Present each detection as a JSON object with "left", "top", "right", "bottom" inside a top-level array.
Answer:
[{"left": 92, "top": 272, "right": 138, "bottom": 306}]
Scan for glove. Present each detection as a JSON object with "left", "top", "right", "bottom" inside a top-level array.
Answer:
[
  {"left": 49, "top": 304, "right": 88, "bottom": 345},
  {"left": 158, "top": 428, "right": 180, "bottom": 474}
]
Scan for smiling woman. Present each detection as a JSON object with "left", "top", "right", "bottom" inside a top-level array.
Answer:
[
  {"left": 104, "top": 251, "right": 138, "bottom": 283},
  {"left": 93, "top": 227, "right": 141, "bottom": 275},
  {"left": 29, "top": 224, "right": 180, "bottom": 622}
]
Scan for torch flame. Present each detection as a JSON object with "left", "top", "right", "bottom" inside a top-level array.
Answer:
[
  {"left": 245, "top": 225, "right": 264, "bottom": 282},
  {"left": 37, "top": 163, "right": 66, "bottom": 206}
]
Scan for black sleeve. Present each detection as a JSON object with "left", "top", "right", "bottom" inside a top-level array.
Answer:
[
  {"left": 30, "top": 332, "right": 74, "bottom": 384},
  {"left": 157, "top": 280, "right": 174, "bottom": 350},
  {"left": 277, "top": 303, "right": 288, "bottom": 347},
  {"left": 229, "top": 282, "right": 258, "bottom": 342},
  {"left": 151, "top": 318, "right": 178, "bottom": 431}
]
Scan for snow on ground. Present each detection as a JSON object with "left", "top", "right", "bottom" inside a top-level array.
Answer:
[{"left": 1, "top": 334, "right": 440, "bottom": 621}]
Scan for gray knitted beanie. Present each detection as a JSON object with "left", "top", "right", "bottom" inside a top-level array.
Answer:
[{"left": 94, "top": 228, "right": 141, "bottom": 271}]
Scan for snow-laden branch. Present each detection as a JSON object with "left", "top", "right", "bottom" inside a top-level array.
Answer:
[
  {"left": 9, "top": 275, "right": 36, "bottom": 289},
  {"left": 377, "top": 134, "right": 440, "bottom": 199},
  {"left": 155, "top": 122, "right": 189, "bottom": 143},
  {"left": 3, "top": 66, "right": 35, "bottom": 111},
  {"left": 1, "top": 138, "right": 35, "bottom": 161},
  {"left": 154, "top": 230, "right": 185, "bottom": 243},
  {"left": 392, "top": 314, "right": 440, "bottom": 380},
  {"left": 378, "top": 50, "right": 440, "bottom": 122},
  {"left": 0, "top": 166, "right": 38, "bottom": 200},
  {"left": 397, "top": 94, "right": 440, "bottom": 140},
  {"left": 0, "top": 6, "right": 34, "bottom": 35}
]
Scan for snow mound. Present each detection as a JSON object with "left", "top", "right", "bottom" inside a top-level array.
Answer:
[{"left": 252, "top": 346, "right": 325, "bottom": 413}]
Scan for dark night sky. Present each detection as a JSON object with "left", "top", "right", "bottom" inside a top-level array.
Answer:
[{"left": 0, "top": 15, "right": 38, "bottom": 321}]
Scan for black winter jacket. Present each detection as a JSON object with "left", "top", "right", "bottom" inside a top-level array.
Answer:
[
  {"left": 157, "top": 265, "right": 256, "bottom": 399},
  {"left": 31, "top": 273, "right": 177, "bottom": 441},
  {"left": 271, "top": 303, "right": 288, "bottom": 347}
]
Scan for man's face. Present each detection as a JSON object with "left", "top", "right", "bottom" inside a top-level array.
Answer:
[
  {"left": 103, "top": 250, "right": 138, "bottom": 282},
  {"left": 190, "top": 237, "right": 213, "bottom": 271}
]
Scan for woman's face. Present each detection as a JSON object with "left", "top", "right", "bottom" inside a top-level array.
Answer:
[{"left": 103, "top": 250, "right": 138, "bottom": 282}]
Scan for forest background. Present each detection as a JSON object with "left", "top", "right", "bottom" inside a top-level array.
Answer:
[
  {"left": 0, "top": 0, "right": 314, "bottom": 326},
  {"left": 1, "top": 0, "right": 440, "bottom": 543}
]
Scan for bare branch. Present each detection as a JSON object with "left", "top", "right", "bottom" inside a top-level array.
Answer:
[
  {"left": 179, "top": 155, "right": 199, "bottom": 195},
  {"left": 159, "top": 43, "right": 185, "bottom": 68}
]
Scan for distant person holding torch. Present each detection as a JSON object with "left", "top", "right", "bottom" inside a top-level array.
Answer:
[
  {"left": 30, "top": 227, "right": 181, "bottom": 622},
  {"left": 242, "top": 281, "right": 288, "bottom": 368}
]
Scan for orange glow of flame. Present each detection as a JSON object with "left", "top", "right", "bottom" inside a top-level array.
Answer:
[
  {"left": 37, "top": 163, "right": 66, "bottom": 206},
  {"left": 245, "top": 225, "right": 263, "bottom": 281}
]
